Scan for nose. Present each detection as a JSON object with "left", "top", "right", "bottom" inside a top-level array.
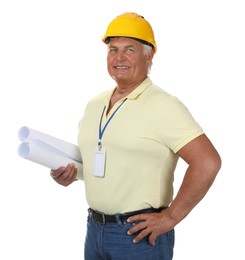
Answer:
[{"left": 115, "top": 50, "right": 126, "bottom": 60}]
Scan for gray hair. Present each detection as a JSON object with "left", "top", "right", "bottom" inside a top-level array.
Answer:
[
  {"left": 143, "top": 44, "right": 153, "bottom": 74},
  {"left": 143, "top": 44, "right": 153, "bottom": 55}
]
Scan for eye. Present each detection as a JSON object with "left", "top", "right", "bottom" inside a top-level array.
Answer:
[
  {"left": 125, "top": 48, "right": 135, "bottom": 54},
  {"left": 108, "top": 48, "right": 117, "bottom": 54}
]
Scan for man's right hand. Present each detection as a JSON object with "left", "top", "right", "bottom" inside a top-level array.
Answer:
[{"left": 50, "top": 163, "right": 78, "bottom": 186}]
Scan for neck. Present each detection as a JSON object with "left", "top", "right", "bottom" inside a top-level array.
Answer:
[
  {"left": 115, "top": 76, "right": 147, "bottom": 96},
  {"left": 106, "top": 77, "right": 147, "bottom": 115},
  {"left": 106, "top": 83, "right": 137, "bottom": 115}
]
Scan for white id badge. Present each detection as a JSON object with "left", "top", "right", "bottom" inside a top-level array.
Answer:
[{"left": 93, "top": 149, "right": 106, "bottom": 177}]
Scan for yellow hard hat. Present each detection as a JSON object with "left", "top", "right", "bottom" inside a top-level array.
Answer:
[{"left": 102, "top": 12, "right": 157, "bottom": 52}]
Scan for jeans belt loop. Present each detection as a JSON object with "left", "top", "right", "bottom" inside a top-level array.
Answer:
[
  {"left": 101, "top": 212, "right": 106, "bottom": 225},
  {"left": 88, "top": 208, "right": 92, "bottom": 218},
  {"left": 115, "top": 214, "right": 123, "bottom": 225}
]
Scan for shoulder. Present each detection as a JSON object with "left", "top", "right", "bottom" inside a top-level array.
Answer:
[
  {"left": 89, "top": 89, "right": 112, "bottom": 103},
  {"left": 145, "top": 82, "right": 184, "bottom": 110},
  {"left": 85, "top": 89, "right": 113, "bottom": 109}
]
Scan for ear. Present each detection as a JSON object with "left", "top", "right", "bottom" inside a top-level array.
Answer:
[{"left": 146, "top": 50, "right": 154, "bottom": 63}]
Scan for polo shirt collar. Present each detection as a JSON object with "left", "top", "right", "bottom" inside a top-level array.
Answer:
[
  {"left": 102, "top": 77, "right": 153, "bottom": 107},
  {"left": 125, "top": 77, "right": 152, "bottom": 100},
  {"left": 107, "top": 77, "right": 152, "bottom": 101}
]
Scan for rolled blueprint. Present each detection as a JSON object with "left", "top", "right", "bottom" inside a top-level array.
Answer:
[
  {"left": 17, "top": 126, "right": 83, "bottom": 180},
  {"left": 18, "top": 126, "right": 81, "bottom": 162}
]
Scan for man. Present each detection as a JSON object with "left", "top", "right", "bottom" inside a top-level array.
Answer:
[{"left": 51, "top": 12, "right": 221, "bottom": 260}]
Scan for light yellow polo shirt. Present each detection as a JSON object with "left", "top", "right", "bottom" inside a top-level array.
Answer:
[{"left": 77, "top": 77, "right": 204, "bottom": 214}]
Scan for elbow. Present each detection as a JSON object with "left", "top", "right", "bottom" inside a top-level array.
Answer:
[
  {"left": 213, "top": 153, "right": 222, "bottom": 176},
  {"left": 206, "top": 153, "right": 222, "bottom": 181}
]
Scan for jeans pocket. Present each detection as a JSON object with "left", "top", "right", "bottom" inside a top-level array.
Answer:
[
  {"left": 123, "top": 220, "right": 144, "bottom": 236},
  {"left": 167, "top": 229, "right": 175, "bottom": 250}
]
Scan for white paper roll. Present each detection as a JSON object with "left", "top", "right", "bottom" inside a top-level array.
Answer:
[
  {"left": 18, "top": 126, "right": 82, "bottom": 163},
  {"left": 17, "top": 126, "right": 83, "bottom": 180}
]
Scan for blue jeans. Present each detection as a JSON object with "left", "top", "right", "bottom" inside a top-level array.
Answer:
[{"left": 84, "top": 213, "right": 175, "bottom": 260}]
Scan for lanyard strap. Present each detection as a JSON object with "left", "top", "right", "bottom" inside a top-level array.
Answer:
[{"left": 98, "top": 98, "right": 127, "bottom": 149}]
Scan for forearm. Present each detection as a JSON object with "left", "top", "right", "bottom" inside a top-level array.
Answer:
[{"left": 167, "top": 163, "right": 219, "bottom": 226}]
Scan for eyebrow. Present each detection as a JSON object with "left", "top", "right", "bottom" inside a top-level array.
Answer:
[{"left": 108, "top": 44, "right": 136, "bottom": 49}]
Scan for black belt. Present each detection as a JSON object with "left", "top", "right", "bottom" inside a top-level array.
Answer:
[{"left": 89, "top": 207, "right": 166, "bottom": 224}]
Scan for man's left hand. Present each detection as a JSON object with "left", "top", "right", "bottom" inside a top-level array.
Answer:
[{"left": 127, "top": 210, "right": 174, "bottom": 246}]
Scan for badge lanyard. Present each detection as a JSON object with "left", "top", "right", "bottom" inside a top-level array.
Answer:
[
  {"left": 93, "top": 98, "right": 127, "bottom": 177},
  {"left": 98, "top": 98, "right": 127, "bottom": 151}
]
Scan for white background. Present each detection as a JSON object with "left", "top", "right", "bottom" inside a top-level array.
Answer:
[{"left": 1, "top": 0, "right": 244, "bottom": 259}]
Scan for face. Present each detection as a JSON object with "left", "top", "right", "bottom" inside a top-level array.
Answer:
[{"left": 107, "top": 37, "right": 154, "bottom": 87}]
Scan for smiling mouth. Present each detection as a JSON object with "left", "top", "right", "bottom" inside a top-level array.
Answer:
[{"left": 114, "top": 66, "right": 130, "bottom": 69}]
